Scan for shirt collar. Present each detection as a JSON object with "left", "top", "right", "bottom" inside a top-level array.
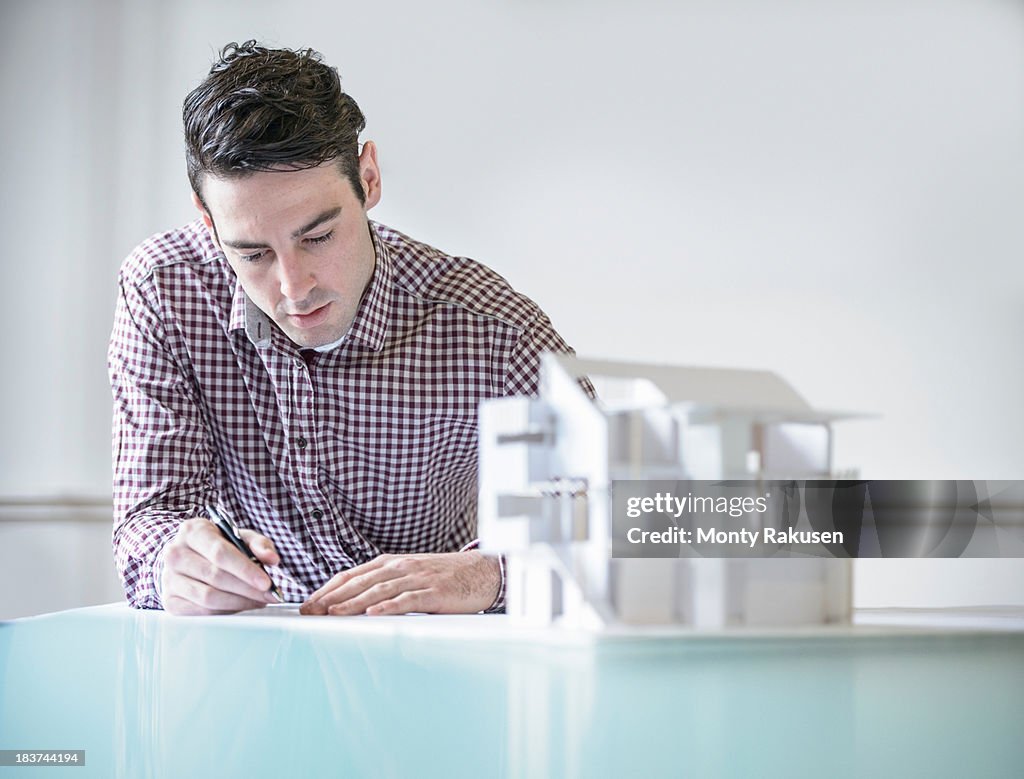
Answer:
[
  {"left": 227, "top": 221, "right": 392, "bottom": 353},
  {"left": 343, "top": 222, "right": 392, "bottom": 352},
  {"left": 228, "top": 278, "right": 274, "bottom": 348}
]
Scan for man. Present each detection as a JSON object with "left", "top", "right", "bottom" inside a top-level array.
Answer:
[{"left": 110, "top": 41, "right": 580, "bottom": 617}]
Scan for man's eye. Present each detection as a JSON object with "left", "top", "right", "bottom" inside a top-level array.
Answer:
[
  {"left": 239, "top": 251, "right": 266, "bottom": 263},
  {"left": 306, "top": 231, "right": 334, "bottom": 246}
]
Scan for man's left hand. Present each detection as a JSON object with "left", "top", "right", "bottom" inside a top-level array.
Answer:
[{"left": 299, "top": 551, "right": 500, "bottom": 616}]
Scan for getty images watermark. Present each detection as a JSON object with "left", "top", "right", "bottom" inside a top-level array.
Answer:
[
  {"left": 623, "top": 489, "right": 842, "bottom": 548},
  {"left": 612, "top": 480, "right": 1024, "bottom": 559}
]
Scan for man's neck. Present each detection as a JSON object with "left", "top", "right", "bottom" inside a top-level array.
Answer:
[{"left": 313, "top": 335, "right": 346, "bottom": 353}]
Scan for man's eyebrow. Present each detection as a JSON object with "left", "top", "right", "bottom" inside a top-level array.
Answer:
[
  {"left": 292, "top": 207, "right": 342, "bottom": 238},
  {"left": 222, "top": 237, "right": 268, "bottom": 251},
  {"left": 221, "top": 207, "right": 343, "bottom": 251}
]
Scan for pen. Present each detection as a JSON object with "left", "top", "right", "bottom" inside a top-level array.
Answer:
[{"left": 205, "top": 504, "right": 285, "bottom": 603}]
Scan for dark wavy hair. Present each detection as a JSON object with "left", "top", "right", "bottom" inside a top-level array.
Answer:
[{"left": 183, "top": 40, "right": 367, "bottom": 205}]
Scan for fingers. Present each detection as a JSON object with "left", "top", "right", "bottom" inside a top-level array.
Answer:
[
  {"left": 160, "top": 518, "right": 278, "bottom": 615},
  {"left": 238, "top": 528, "right": 280, "bottom": 566},
  {"left": 320, "top": 571, "right": 424, "bottom": 616},
  {"left": 164, "top": 574, "right": 271, "bottom": 614},
  {"left": 184, "top": 520, "right": 276, "bottom": 592},
  {"left": 365, "top": 589, "right": 432, "bottom": 616},
  {"left": 161, "top": 594, "right": 238, "bottom": 616},
  {"left": 300, "top": 552, "right": 501, "bottom": 617},
  {"left": 307, "top": 555, "right": 388, "bottom": 602},
  {"left": 300, "top": 557, "right": 400, "bottom": 615},
  {"left": 165, "top": 542, "right": 274, "bottom": 602}
]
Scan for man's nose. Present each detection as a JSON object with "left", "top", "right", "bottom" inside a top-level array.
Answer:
[{"left": 277, "top": 251, "right": 316, "bottom": 303}]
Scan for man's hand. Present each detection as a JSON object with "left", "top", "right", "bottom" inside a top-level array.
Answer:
[
  {"left": 159, "top": 517, "right": 281, "bottom": 615},
  {"left": 299, "top": 551, "right": 500, "bottom": 616}
]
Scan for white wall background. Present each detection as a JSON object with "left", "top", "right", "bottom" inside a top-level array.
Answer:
[{"left": 1, "top": 0, "right": 1022, "bottom": 615}]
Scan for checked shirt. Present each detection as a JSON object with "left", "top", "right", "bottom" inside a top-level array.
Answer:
[{"left": 110, "top": 219, "right": 576, "bottom": 611}]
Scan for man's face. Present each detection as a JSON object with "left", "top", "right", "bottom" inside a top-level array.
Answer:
[{"left": 195, "top": 148, "right": 381, "bottom": 349}]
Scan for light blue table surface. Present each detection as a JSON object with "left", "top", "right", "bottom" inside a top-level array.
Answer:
[{"left": 1, "top": 604, "right": 1022, "bottom": 778}]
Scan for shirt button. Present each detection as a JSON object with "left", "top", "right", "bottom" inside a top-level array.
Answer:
[
  {"left": 296, "top": 436, "right": 308, "bottom": 450},
  {"left": 312, "top": 509, "right": 324, "bottom": 520}
]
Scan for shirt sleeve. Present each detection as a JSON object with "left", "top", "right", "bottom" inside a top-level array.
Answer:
[
  {"left": 463, "top": 313, "right": 592, "bottom": 615},
  {"left": 109, "top": 271, "right": 216, "bottom": 609},
  {"left": 503, "top": 313, "right": 596, "bottom": 400},
  {"left": 503, "top": 313, "right": 572, "bottom": 397}
]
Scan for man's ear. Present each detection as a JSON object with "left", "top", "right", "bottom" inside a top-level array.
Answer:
[
  {"left": 358, "top": 141, "right": 382, "bottom": 210},
  {"left": 191, "top": 189, "right": 220, "bottom": 245}
]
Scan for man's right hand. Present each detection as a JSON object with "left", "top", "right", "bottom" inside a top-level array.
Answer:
[{"left": 158, "top": 517, "right": 281, "bottom": 615}]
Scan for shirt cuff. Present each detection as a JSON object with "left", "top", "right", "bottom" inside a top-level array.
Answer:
[
  {"left": 152, "top": 553, "right": 167, "bottom": 609},
  {"left": 459, "top": 539, "right": 506, "bottom": 614}
]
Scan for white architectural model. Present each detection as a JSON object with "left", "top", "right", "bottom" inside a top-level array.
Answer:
[{"left": 478, "top": 355, "right": 858, "bottom": 630}]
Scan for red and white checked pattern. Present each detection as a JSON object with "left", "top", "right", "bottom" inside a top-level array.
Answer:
[{"left": 110, "top": 219, "right": 576, "bottom": 611}]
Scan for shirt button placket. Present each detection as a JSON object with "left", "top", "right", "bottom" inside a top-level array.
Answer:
[{"left": 292, "top": 357, "right": 321, "bottom": 523}]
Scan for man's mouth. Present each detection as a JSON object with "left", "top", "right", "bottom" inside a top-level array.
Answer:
[{"left": 287, "top": 302, "right": 331, "bottom": 329}]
